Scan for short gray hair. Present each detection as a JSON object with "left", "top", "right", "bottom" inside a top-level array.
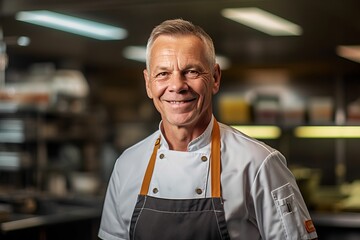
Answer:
[{"left": 145, "top": 19, "right": 216, "bottom": 71}]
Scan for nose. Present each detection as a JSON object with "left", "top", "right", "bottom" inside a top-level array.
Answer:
[{"left": 169, "top": 72, "right": 188, "bottom": 93}]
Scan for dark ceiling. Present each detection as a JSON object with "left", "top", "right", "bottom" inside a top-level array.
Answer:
[{"left": 1, "top": 0, "right": 360, "bottom": 75}]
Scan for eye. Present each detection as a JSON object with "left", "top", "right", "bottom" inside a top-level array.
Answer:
[
  {"left": 184, "top": 70, "right": 200, "bottom": 79},
  {"left": 155, "top": 72, "right": 169, "bottom": 79}
]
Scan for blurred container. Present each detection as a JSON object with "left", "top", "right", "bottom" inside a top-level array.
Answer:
[
  {"left": 70, "top": 172, "right": 100, "bottom": 195},
  {"left": 347, "top": 99, "right": 360, "bottom": 123},
  {"left": 0, "top": 68, "right": 89, "bottom": 112},
  {"left": 48, "top": 173, "right": 67, "bottom": 196},
  {"left": 51, "top": 70, "right": 89, "bottom": 113},
  {"left": 0, "top": 90, "right": 50, "bottom": 109},
  {"left": 0, "top": 119, "right": 25, "bottom": 143},
  {"left": 218, "top": 95, "right": 251, "bottom": 124},
  {"left": 282, "top": 103, "right": 306, "bottom": 126},
  {"left": 51, "top": 70, "right": 89, "bottom": 98},
  {"left": 308, "top": 97, "right": 334, "bottom": 124},
  {"left": 253, "top": 95, "right": 280, "bottom": 124}
]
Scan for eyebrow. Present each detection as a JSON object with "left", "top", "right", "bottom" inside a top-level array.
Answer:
[
  {"left": 151, "top": 62, "right": 207, "bottom": 75},
  {"left": 152, "top": 65, "right": 170, "bottom": 74},
  {"left": 182, "top": 64, "right": 210, "bottom": 75},
  {"left": 183, "top": 63, "right": 204, "bottom": 70}
]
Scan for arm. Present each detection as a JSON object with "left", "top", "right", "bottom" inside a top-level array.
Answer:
[
  {"left": 250, "top": 151, "right": 318, "bottom": 240},
  {"left": 98, "top": 159, "right": 129, "bottom": 240}
]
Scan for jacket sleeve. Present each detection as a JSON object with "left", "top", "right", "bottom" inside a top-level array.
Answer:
[
  {"left": 250, "top": 151, "right": 318, "bottom": 240},
  {"left": 98, "top": 159, "right": 129, "bottom": 240}
]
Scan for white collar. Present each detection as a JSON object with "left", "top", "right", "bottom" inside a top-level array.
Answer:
[{"left": 158, "top": 116, "right": 214, "bottom": 152}]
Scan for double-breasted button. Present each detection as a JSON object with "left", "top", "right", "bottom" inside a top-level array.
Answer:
[
  {"left": 201, "top": 156, "right": 208, "bottom": 162},
  {"left": 195, "top": 188, "right": 203, "bottom": 195},
  {"left": 159, "top": 154, "right": 165, "bottom": 159},
  {"left": 153, "top": 188, "right": 159, "bottom": 194}
]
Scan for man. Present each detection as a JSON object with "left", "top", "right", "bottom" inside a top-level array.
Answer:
[{"left": 99, "top": 19, "right": 318, "bottom": 240}]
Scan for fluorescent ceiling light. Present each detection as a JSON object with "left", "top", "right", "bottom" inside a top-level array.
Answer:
[
  {"left": 221, "top": 8, "right": 302, "bottom": 36},
  {"left": 295, "top": 126, "right": 360, "bottom": 138},
  {"left": 123, "top": 46, "right": 147, "bottom": 62},
  {"left": 123, "top": 46, "right": 231, "bottom": 69},
  {"left": 16, "top": 10, "right": 127, "bottom": 40},
  {"left": 336, "top": 45, "right": 360, "bottom": 63},
  {"left": 17, "top": 36, "right": 31, "bottom": 46},
  {"left": 2, "top": 36, "right": 31, "bottom": 46},
  {"left": 216, "top": 55, "right": 231, "bottom": 70},
  {"left": 232, "top": 125, "right": 281, "bottom": 139}
]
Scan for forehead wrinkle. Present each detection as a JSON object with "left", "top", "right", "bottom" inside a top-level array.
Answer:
[
  {"left": 150, "top": 48, "right": 175, "bottom": 68},
  {"left": 149, "top": 36, "right": 208, "bottom": 73}
]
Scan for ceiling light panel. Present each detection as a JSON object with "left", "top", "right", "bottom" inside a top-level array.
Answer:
[
  {"left": 221, "top": 8, "right": 302, "bottom": 36},
  {"left": 336, "top": 45, "right": 360, "bottom": 63},
  {"left": 16, "top": 10, "right": 128, "bottom": 40},
  {"left": 123, "top": 46, "right": 147, "bottom": 62}
]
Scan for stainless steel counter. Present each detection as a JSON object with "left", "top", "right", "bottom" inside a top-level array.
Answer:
[
  {"left": 0, "top": 195, "right": 102, "bottom": 240},
  {"left": 311, "top": 211, "right": 360, "bottom": 240},
  {"left": 1, "top": 204, "right": 101, "bottom": 232},
  {"left": 312, "top": 211, "right": 360, "bottom": 228}
]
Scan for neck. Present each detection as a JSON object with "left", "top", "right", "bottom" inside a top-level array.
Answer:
[{"left": 161, "top": 116, "right": 212, "bottom": 151}]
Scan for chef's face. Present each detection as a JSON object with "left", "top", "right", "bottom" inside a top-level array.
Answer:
[{"left": 144, "top": 35, "right": 221, "bottom": 129}]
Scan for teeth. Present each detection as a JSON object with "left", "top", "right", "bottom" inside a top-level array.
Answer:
[{"left": 167, "top": 99, "right": 194, "bottom": 104}]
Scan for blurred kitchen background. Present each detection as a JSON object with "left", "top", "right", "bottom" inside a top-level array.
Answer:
[{"left": 0, "top": 0, "right": 360, "bottom": 239}]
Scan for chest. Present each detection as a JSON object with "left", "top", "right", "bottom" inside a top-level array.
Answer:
[{"left": 148, "top": 149, "right": 212, "bottom": 199}]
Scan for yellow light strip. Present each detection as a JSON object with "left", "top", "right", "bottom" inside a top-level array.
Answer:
[
  {"left": 232, "top": 125, "right": 281, "bottom": 139},
  {"left": 295, "top": 126, "right": 360, "bottom": 138}
]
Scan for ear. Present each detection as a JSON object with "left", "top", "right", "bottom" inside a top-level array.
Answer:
[
  {"left": 212, "top": 64, "right": 221, "bottom": 95},
  {"left": 143, "top": 69, "right": 153, "bottom": 99}
]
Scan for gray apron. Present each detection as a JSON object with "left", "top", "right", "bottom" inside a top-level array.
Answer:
[{"left": 129, "top": 120, "right": 230, "bottom": 240}]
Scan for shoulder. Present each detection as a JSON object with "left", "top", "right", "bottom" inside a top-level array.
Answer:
[
  {"left": 218, "top": 122, "right": 287, "bottom": 183},
  {"left": 218, "top": 122, "right": 278, "bottom": 159},
  {"left": 113, "top": 131, "right": 160, "bottom": 173},
  {"left": 122, "top": 130, "right": 160, "bottom": 157},
  {"left": 100, "top": 132, "right": 160, "bottom": 240}
]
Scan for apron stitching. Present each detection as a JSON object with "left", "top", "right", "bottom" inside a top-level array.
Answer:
[
  {"left": 135, "top": 208, "right": 224, "bottom": 214},
  {"left": 212, "top": 198, "right": 224, "bottom": 240},
  {"left": 204, "top": 153, "right": 211, "bottom": 197},
  {"left": 131, "top": 196, "right": 148, "bottom": 240}
]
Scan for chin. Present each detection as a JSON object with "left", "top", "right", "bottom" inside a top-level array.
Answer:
[{"left": 165, "top": 114, "right": 197, "bottom": 127}]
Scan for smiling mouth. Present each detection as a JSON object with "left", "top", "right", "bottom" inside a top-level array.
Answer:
[{"left": 167, "top": 99, "right": 195, "bottom": 104}]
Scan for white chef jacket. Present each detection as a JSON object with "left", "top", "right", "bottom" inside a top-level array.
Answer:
[{"left": 99, "top": 117, "right": 318, "bottom": 240}]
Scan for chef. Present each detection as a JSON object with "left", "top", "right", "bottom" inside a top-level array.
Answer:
[{"left": 98, "top": 19, "right": 318, "bottom": 240}]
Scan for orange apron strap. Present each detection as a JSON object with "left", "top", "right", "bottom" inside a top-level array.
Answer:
[
  {"left": 140, "top": 137, "right": 160, "bottom": 195},
  {"left": 211, "top": 120, "right": 221, "bottom": 198},
  {"left": 139, "top": 119, "right": 221, "bottom": 197}
]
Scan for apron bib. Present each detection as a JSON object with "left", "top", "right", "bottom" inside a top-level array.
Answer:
[{"left": 129, "top": 120, "right": 230, "bottom": 240}]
